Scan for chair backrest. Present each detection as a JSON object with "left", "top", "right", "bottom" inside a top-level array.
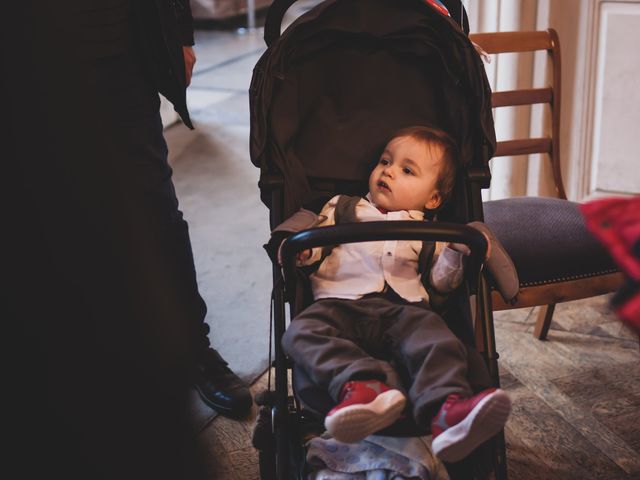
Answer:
[{"left": 469, "top": 29, "right": 567, "bottom": 199}]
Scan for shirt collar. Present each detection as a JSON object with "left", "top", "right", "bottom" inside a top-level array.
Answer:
[{"left": 365, "top": 193, "right": 425, "bottom": 221}]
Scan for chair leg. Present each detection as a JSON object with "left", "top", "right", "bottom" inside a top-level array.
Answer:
[{"left": 533, "top": 304, "right": 556, "bottom": 340}]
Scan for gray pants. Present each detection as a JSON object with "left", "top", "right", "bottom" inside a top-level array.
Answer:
[{"left": 282, "top": 293, "right": 473, "bottom": 425}]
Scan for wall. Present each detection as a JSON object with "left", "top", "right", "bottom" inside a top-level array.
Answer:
[{"left": 464, "top": 0, "right": 640, "bottom": 201}]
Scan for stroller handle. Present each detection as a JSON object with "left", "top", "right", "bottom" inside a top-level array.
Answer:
[
  {"left": 280, "top": 221, "right": 488, "bottom": 292},
  {"left": 264, "top": 0, "right": 298, "bottom": 47},
  {"left": 263, "top": 0, "right": 471, "bottom": 47}
]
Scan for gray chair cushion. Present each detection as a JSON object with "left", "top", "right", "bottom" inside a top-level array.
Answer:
[{"left": 483, "top": 197, "right": 618, "bottom": 287}]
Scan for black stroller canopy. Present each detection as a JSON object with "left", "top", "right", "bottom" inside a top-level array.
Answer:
[{"left": 250, "top": 0, "right": 496, "bottom": 216}]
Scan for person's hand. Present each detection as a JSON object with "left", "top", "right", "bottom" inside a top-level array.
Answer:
[{"left": 182, "top": 46, "right": 196, "bottom": 87}]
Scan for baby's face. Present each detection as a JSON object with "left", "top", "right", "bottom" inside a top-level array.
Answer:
[{"left": 368, "top": 135, "right": 444, "bottom": 212}]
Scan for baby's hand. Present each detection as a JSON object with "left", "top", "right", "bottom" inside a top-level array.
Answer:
[
  {"left": 297, "top": 249, "right": 313, "bottom": 263},
  {"left": 448, "top": 233, "right": 492, "bottom": 260},
  {"left": 448, "top": 242, "right": 470, "bottom": 255},
  {"left": 277, "top": 245, "right": 312, "bottom": 266}
]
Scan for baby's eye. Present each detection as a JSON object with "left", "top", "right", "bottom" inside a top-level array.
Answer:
[
  {"left": 403, "top": 167, "right": 414, "bottom": 175},
  {"left": 380, "top": 158, "right": 390, "bottom": 166}
]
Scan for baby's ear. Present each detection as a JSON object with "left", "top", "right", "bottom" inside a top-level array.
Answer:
[{"left": 425, "top": 191, "right": 442, "bottom": 210}]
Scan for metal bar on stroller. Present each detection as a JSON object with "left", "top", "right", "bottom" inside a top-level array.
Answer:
[
  {"left": 264, "top": 0, "right": 297, "bottom": 46},
  {"left": 277, "top": 221, "right": 488, "bottom": 479},
  {"left": 280, "top": 221, "right": 488, "bottom": 294}
]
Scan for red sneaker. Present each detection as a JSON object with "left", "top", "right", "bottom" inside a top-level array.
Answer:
[
  {"left": 431, "top": 388, "right": 511, "bottom": 462},
  {"left": 324, "top": 380, "right": 406, "bottom": 443}
]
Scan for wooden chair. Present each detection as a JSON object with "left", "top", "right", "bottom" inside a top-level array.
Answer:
[{"left": 469, "top": 29, "right": 625, "bottom": 339}]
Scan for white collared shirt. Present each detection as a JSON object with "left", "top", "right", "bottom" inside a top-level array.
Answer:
[{"left": 301, "top": 194, "right": 465, "bottom": 302}]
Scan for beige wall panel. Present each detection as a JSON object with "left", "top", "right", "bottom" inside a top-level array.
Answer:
[
  {"left": 589, "top": 2, "right": 640, "bottom": 196},
  {"left": 467, "top": 0, "right": 539, "bottom": 200}
]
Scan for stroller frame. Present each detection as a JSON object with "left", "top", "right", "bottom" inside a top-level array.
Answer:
[
  {"left": 260, "top": 172, "right": 506, "bottom": 480},
  {"left": 254, "top": 1, "right": 508, "bottom": 479}
]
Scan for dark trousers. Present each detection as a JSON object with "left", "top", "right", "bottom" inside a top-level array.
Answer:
[
  {"left": 3, "top": 24, "right": 206, "bottom": 479},
  {"left": 282, "top": 293, "right": 473, "bottom": 425}
]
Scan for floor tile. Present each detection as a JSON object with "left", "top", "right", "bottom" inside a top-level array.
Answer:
[
  {"left": 191, "top": 51, "right": 263, "bottom": 91},
  {"left": 187, "top": 88, "right": 236, "bottom": 112}
]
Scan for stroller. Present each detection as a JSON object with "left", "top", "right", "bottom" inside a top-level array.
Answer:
[{"left": 250, "top": 0, "right": 506, "bottom": 478}]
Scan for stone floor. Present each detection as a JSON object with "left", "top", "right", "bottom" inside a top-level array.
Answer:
[{"left": 164, "top": 5, "right": 640, "bottom": 478}]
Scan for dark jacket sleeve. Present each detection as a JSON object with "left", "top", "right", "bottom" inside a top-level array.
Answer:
[
  {"left": 176, "top": 0, "right": 195, "bottom": 46},
  {"left": 132, "top": 0, "right": 194, "bottom": 127}
]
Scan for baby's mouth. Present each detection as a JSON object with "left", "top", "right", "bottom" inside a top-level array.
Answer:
[{"left": 378, "top": 180, "right": 391, "bottom": 192}]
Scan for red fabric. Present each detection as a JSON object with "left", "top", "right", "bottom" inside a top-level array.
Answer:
[
  {"left": 616, "top": 292, "right": 640, "bottom": 330},
  {"left": 580, "top": 197, "right": 640, "bottom": 281},
  {"left": 431, "top": 388, "right": 497, "bottom": 437},
  {"left": 580, "top": 196, "right": 640, "bottom": 332},
  {"left": 425, "top": 0, "right": 450, "bottom": 17},
  {"left": 327, "top": 380, "right": 392, "bottom": 417}
]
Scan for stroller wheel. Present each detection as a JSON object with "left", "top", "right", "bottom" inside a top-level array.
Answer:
[
  {"left": 253, "top": 391, "right": 277, "bottom": 479},
  {"left": 254, "top": 405, "right": 276, "bottom": 479}
]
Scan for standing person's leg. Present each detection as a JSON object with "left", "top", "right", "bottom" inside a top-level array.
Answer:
[
  {"left": 4, "top": 39, "right": 207, "bottom": 480},
  {"left": 3, "top": 7, "right": 246, "bottom": 478},
  {"left": 95, "top": 47, "right": 252, "bottom": 419}
]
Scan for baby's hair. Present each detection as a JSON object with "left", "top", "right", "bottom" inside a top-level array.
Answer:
[{"left": 389, "top": 125, "right": 459, "bottom": 204}]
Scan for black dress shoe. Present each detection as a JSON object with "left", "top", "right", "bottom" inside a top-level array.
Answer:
[{"left": 194, "top": 347, "right": 253, "bottom": 419}]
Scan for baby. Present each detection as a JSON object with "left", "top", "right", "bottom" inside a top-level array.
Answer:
[{"left": 281, "top": 126, "right": 511, "bottom": 462}]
